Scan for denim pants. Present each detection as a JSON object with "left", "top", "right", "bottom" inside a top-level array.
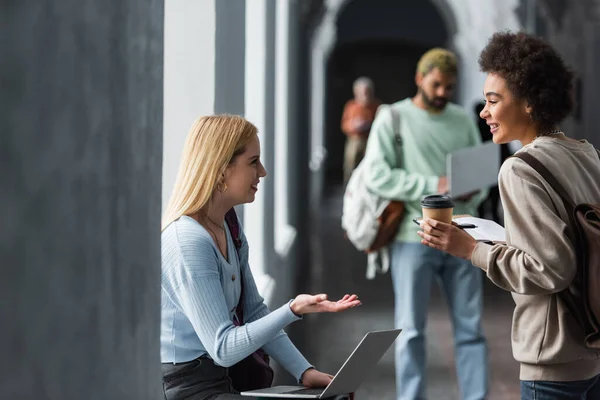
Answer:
[
  {"left": 391, "top": 242, "right": 488, "bottom": 400},
  {"left": 520, "top": 374, "right": 600, "bottom": 399}
]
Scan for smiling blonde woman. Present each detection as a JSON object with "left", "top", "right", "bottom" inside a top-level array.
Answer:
[{"left": 160, "top": 114, "right": 361, "bottom": 400}]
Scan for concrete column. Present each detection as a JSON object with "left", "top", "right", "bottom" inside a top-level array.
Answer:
[
  {"left": 163, "top": 0, "right": 245, "bottom": 212},
  {"left": 215, "top": 0, "right": 246, "bottom": 117},
  {"left": 0, "top": 1, "right": 164, "bottom": 399},
  {"left": 274, "top": 0, "right": 298, "bottom": 257},
  {"left": 163, "top": 0, "right": 216, "bottom": 208},
  {"left": 583, "top": 23, "right": 600, "bottom": 147},
  {"left": 309, "top": 0, "right": 346, "bottom": 205},
  {"left": 286, "top": 0, "right": 303, "bottom": 230},
  {"left": 446, "top": 0, "right": 521, "bottom": 113},
  {"left": 244, "top": 0, "right": 276, "bottom": 301}
]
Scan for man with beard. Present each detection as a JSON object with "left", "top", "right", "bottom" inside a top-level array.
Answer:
[{"left": 361, "top": 48, "right": 489, "bottom": 400}]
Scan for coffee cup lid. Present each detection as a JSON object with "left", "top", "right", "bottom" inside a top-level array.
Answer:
[{"left": 421, "top": 194, "right": 454, "bottom": 209}]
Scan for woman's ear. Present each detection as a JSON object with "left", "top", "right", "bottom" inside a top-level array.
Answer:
[
  {"left": 221, "top": 167, "right": 231, "bottom": 182},
  {"left": 525, "top": 103, "right": 533, "bottom": 115}
]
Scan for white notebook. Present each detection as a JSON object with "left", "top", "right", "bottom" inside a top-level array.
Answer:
[
  {"left": 414, "top": 215, "right": 506, "bottom": 244},
  {"left": 453, "top": 216, "right": 506, "bottom": 244}
]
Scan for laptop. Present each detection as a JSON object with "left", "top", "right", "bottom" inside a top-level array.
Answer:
[
  {"left": 240, "top": 329, "right": 401, "bottom": 399},
  {"left": 447, "top": 141, "right": 500, "bottom": 197}
]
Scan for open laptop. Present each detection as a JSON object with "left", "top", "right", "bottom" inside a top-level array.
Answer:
[
  {"left": 447, "top": 141, "right": 500, "bottom": 197},
  {"left": 240, "top": 329, "right": 401, "bottom": 399}
]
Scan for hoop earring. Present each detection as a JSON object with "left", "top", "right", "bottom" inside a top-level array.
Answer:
[{"left": 217, "top": 182, "right": 228, "bottom": 193}]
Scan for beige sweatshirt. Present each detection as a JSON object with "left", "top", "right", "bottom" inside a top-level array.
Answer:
[{"left": 471, "top": 136, "right": 600, "bottom": 381}]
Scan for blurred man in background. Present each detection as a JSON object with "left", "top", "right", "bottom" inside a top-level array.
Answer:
[{"left": 362, "top": 49, "right": 489, "bottom": 400}]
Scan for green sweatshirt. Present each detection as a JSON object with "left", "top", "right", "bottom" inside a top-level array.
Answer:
[{"left": 363, "top": 98, "right": 488, "bottom": 243}]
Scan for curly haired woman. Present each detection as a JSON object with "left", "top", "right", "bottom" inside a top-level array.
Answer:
[{"left": 418, "top": 32, "right": 600, "bottom": 399}]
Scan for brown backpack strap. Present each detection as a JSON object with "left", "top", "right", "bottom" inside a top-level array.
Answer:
[
  {"left": 512, "top": 152, "right": 575, "bottom": 216},
  {"left": 515, "top": 150, "right": 600, "bottom": 339}
]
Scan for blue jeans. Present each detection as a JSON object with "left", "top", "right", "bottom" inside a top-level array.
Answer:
[
  {"left": 391, "top": 242, "right": 488, "bottom": 400},
  {"left": 520, "top": 375, "right": 600, "bottom": 399}
]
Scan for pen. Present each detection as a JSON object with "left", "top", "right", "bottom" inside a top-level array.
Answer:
[{"left": 458, "top": 223, "right": 477, "bottom": 229}]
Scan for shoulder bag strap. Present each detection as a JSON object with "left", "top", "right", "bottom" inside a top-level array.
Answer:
[
  {"left": 225, "top": 208, "right": 242, "bottom": 250},
  {"left": 513, "top": 151, "right": 593, "bottom": 330},
  {"left": 225, "top": 208, "right": 245, "bottom": 325},
  {"left": 512, "top": 152, "right": 575, "bottom": 217}
]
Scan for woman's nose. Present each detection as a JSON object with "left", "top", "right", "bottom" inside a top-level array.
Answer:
[
  {"left": 479, "top": 106, "right": 488, "bottom": 119},
  {"left": 259, "top": 163, "right": 267, "bottom": 178}
]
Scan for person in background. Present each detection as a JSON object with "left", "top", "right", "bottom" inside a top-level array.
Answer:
[
  {"left": 161, "top": 114, "right": 362, "bottom": 399},
  {"left": 341, "top": 76, "right": 381, "bottom": 183},
  {"left": 419, "top": 31, "right": 600, "bottom": 400},
  {"left": 362, "top": 48, "right": 489, "bottom": 400}
]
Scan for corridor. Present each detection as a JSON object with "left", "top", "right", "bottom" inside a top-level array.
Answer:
[
  {"left": 293, "top": 186, "right": 520, "bottom": 399},
  {"left": 7, "top": 1, "right": 600, "bottom": 399}
]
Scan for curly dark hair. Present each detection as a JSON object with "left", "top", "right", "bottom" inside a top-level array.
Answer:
[{"left": 478, "top": 31, "right": 575, "bottom": 133}]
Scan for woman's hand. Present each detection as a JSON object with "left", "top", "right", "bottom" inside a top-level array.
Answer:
[
  {"left": 300, "top": 368, "right": 334, "bottom": 388},
  {"left": 417, "top": 218, "right": 477, "bottom": 260},
  {"left": 300, "top": 368, "right": 356, "bottom": 399},
  {"left": 290, "top": 294, "right": 361, "bottom": 316}
]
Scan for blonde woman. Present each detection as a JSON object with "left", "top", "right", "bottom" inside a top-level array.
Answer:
[{"left": 161, "top": 115, "right": 361, "bottom": 400}]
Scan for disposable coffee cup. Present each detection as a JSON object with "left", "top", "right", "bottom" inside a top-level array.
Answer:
[{"left": 421, "top": 195, "right": 454, "bottom": 224}]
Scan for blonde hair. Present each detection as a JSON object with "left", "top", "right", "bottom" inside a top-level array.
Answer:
[
  {"left": 417, "top": 48, "right": 458, "bottom": 76},
  {"left": 161, "top": 115, "right": 258, "bottom": 230}
]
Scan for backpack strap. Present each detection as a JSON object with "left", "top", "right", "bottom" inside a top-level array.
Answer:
[
  {"left": 386, "top": 105, "right": 403, "bottom": 171},
  {"left": 512, "top": 152, "right": 575, "bottom": 217},
  {"left": 514, "top": 150, "right": 600, "bottom": 339},
  {"left": 224, "top": 208, "right": 246, "bottom": 324},
  {"left": 224, "top": 209, "right": 273, "bottom": 369},
  {"left": 389, "top": 106, "right": 402, "bottom": 146}
]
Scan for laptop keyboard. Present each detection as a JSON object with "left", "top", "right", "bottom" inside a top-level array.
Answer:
[{"left": 285, "top": 387, "right": 324, "bottom": 396}]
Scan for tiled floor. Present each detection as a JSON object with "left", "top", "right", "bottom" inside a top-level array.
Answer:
[{"left": 289, "top": 187, "right": 520, "bottom": 400}]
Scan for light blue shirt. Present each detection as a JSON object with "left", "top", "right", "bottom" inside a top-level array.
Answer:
[{"left": 161, "top": 215, "right": 312, "bottom": 381}]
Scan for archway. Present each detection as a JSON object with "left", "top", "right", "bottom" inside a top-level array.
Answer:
[
  {"left": 325, "top": 0, "right": 453, "bottom": 184},
  {"left": 309, "top": 0, "right": 459, "bottom": 191}
]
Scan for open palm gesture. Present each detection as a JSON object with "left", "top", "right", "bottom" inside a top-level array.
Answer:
[{"left": 290, "top": 294, "right": 361, "bottom": 315}]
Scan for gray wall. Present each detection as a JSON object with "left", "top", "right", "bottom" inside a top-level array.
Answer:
[
  {"left": 336, "top": 0, "right": 448, "bottom": 46},
  {"left": 215, "top": 0, "right": 246, "bottom": 116},
  {"left": 0, "top": 1, "right": 164, "bottom": 399},
  {"left": 538, "top": 0, "right": 600, "bottom": 147}
]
